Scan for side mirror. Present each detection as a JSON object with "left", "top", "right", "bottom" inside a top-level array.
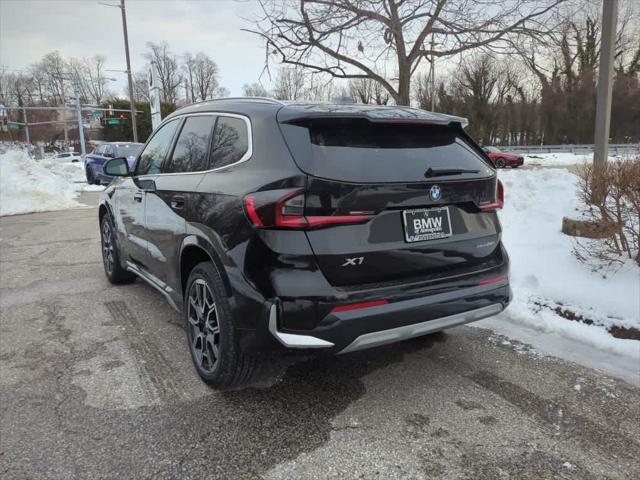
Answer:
[{"left": 104, "top": 157, "right": 130, "bottom": 177}]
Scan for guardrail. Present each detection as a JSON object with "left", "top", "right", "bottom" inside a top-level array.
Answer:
[{"left": 502, "top": 144, "right": 639, "bottom": 155}]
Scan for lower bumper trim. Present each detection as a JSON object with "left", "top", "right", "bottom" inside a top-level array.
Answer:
[
  {"left": 339, "top": 303, "right": 504, "bottom": 354},
  {"left": 269, "top": 304, "right": 334, "bottom": 349}
]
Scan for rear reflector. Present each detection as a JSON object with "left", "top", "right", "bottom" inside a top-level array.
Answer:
[
  {"left": 331, "top": 300, "right": 389, "bottom": 313},
  {"left": 244, "top": 195, "right": 265, "bottom": 227},
  {"left": 478, "top": 274, "right": 508, "bottom": 286}
]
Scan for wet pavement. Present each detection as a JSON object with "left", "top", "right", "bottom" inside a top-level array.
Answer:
[{"left": 1, "top": 197, "right": 638, "bottom": 479}]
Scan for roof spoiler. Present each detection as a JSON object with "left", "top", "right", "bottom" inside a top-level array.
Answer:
[{"left": 278, "top": 105, "right": 469, "bottom": 129}]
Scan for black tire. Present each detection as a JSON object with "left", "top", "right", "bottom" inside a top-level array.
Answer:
[
  {"left": 86, "top": 166, "right": 97, "bottom": 185},
  {"left": 184, "top": 261, "right": 256, "bottom": 389},
  {"left": 495, "top": 157, "right": 506, "bottom": 168},
  {"left": 100, "top": 215, "right": 135, "bottom": 284}
]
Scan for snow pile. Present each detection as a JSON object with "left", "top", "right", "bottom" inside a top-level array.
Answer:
[
  {"left": 0, "top": 150, "right": 85, "bottom": 216},
  {"left": 523, "top": 152, "right": 628, "bottom": 167},
  {"left": 494, "top": 168, "right": 639, "bottom": 358},
  {"left": 40, "top": 157, "right": 86, "bottom": 183},
  {"left": 38, "top": 157, "right": 105, "bottom": 192}
]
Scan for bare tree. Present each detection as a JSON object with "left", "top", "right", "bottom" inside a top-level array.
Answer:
[
  {"left": 132, "top": 71, "right": 150, "bottom": 103},
  {"left": 349, "top": 78, "right": 389, "bottom": 104},
  {"left": 213, "top": 86, "right": 230, "bottom": 98},
  {"left": 192, "top": 53, "right": 219, "bottom": 101},
  {"left": 37, "top": 51, "right": 69, "bottom": 105},
  {"left": 67, "top": 58, "right": 91, "bottom": 103},
  {"left": 272, "top": 66, "right": 308, "bottom": 100},
  {"left": 144, "top": 42, "right": 182, "bottom": 103},
  {"left": 182, "top": 52, "right": 197, "bottom": 103},
  {"left": 85, "top": 55, "right": 111, "bottom": 104},
  {"left": 242, "top": 82, "right": 270, "bottom": 97},
  {"left": 4, "top": 73, "right": 35, "bottom": 106},
  {"left": 248, "top": 0, "right": 567, "bottom": 105}
]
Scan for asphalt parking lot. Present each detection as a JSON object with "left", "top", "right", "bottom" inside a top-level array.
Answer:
[{"left": 1, "top": 194, "right": 639, "bottom": 479}]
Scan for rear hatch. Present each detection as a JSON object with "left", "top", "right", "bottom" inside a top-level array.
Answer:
[{"left": 277, "top": 109, "right": 503, "bottom": 287}]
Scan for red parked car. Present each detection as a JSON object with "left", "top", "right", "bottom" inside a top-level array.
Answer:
[{"left": 482, "top": 147, "right": 524, "bottom": 168}]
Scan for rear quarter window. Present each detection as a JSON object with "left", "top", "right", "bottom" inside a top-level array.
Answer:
[{"left": 209, "top": 116, "right": 249, "bottom": 169}]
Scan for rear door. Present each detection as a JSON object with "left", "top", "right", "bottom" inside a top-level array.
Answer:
[
  {"left": 144, "top": 114, "right": 217, "bottom": 289},
  {"left": 279, "top": 118, "right": 502, "bottom": 286}
]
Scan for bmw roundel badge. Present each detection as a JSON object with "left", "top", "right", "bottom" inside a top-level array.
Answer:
[{"left": 430, "top": 185, "right": 441, "bottom": 201}]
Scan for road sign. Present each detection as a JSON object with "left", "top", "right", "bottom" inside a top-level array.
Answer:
[
  {"left": 106, "top": 118, "right": 120, "bottom": 126},
  {"left": 8, "top": 122, "right": 20, "bottom": 130}
]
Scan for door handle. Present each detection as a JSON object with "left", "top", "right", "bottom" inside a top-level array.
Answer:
[
  {"left": 170, "top": 195, "right": 185, "bottom": 210},
  {"left": 133, "top": 192, "right": 143, "bottom": 202}
]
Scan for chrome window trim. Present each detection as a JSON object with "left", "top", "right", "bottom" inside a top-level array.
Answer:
[
  {"left": 137, "top": 111, "right": 253, "bottom": 178},
  {"left": 134, "top": 117, "right": 182, "bottom": 176}
]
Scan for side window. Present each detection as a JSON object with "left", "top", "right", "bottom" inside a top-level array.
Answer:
[
  {"left": 210, "top": 116, "right": 249, "bottom": 169},
  {"left": 94, "top": 145, "right": 105, "bottom": 156},
  {"left": 163, "top": 115, "right": 215, "bottom": 174},
  {"left": 135, "top": 120, "right": 179, "bottom": 175},
  {"left": 103, "top": 146, "right": 113, "bottom": 158}
]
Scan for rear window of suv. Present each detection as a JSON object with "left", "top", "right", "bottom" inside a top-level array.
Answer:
[{"left": 280, "top": 118, "right": 492, "bottom": 183}]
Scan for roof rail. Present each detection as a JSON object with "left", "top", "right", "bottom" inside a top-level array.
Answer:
[{"left": 174, "top": 97, "right": 285, "bottom": 112}]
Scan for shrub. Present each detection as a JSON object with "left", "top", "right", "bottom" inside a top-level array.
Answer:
[{"left": 573, "top": 157, "right": 640, "bottom": 270}]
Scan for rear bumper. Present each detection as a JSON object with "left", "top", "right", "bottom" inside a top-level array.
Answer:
[
  {"left": 237, "top": 273, "right": 511, "bottom": 354},
  {"left": 268, "top": 281, "right": 511, "bottom": 353}
]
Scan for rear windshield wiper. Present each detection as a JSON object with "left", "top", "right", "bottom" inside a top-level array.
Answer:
[{"left": 424, "top": 167, "right": 479, "bottom": 178}]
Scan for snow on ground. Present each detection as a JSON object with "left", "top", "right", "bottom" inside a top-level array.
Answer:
[
  {"left": 0, "top": 149, "right": 104, "bottom": 216},
  {"left": 523, "top": 151, "right": 631, "bottom": 167},
  {"left": 475, "top": 168, "right": 640, "bottom": 373},
  {"left": 39, "top": 157, "right": 86, "bottom": 183}
]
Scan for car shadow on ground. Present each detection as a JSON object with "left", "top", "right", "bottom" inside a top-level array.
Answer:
[{"left": 159, "top": 333, "right": 448, "bottom": 477}]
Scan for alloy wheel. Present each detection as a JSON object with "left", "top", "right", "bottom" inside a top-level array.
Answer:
[
  {"left": 187, "top": 279, "right": 220, "bottom": 373},
  {"left": 101, "top": 220, "right": 114, "bottom": 275}
]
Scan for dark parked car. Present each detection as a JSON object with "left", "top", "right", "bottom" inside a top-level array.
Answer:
[
  {"left": 99, "top": 99, "right": 511, "bottom": 388},
  {"left": 482, "top": 146, "right": 524, "bottom": 168},
  {"left": 85, "top": 142, "right": 143, "bottom": 184}
]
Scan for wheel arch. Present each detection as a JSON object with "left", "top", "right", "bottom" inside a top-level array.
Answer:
[
  {"left": 180, "top": 236, "right": 232, "bottom": 298},
  {"left": 98, "top": 202, "right": 111, "bottom": 224}
]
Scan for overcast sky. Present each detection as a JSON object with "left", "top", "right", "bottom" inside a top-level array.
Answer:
[{"left": 0, "top": 0, "right": 269, "bottom": 96}]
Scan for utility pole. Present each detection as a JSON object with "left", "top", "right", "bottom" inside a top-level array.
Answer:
[
  {"left": 120, "top": 0, "right": 138, "bottom": 142},
  {"left": 99, "top": 0, "right": 139, "bottom": 141},
  {"left": 593, "top": 0, "right": 618, "bottom": 167},
  {"left": 430, "top": 36, "right": 436, "bottom": 112},
  {"left": 22, "top": 107, "right": 29, "bottom": 144},
  {"left": 60, "top": 80, "right": 69, "bottom": 146},
  {"left": 72, "top": 80, "right": 87, "bottom": 157},
  {"left": 149, "top": 61, "right": 163, "bottom": 129}
]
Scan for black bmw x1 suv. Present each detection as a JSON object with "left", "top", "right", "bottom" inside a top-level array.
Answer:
[{"left": 99, "top": 98, "right": 511, "bottom": 388}]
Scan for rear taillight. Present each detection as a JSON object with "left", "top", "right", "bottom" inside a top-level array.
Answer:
[
  {"left": 244, "top": 189, "right": 374, "bottom": 230},
  {"left": 479, "top": 180, "right": 504, "bottom": 211}
]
